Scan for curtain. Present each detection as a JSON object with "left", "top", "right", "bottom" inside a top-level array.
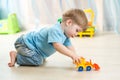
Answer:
[
  {"left": 0, "top": 0, "right": 8, "bottom": 19},
  {"left": 103, "top": 0, "right": 120, "bottom": 33},
  {"left": 0, "top": 0, "right": 120, "bottom": 34}
]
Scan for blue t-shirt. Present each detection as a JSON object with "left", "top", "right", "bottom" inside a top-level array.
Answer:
[{"left": 23, "top": 22, "right": 71, "bottom": 58}]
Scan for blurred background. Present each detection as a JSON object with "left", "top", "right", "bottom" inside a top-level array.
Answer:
[{"left": 0, "top": 0, "right": 120, "bottom": 33}]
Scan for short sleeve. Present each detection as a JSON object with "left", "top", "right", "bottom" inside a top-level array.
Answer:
[
  {"left": 48, "top": 28, "right": 63, "bottom": 44},
  {"left": 63, "top": 38, "right": 71, "bottom": 46}
]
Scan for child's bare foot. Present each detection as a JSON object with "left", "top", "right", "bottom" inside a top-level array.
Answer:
[{"left": 8, "top": 51, "right": 17, "bottom": 67}]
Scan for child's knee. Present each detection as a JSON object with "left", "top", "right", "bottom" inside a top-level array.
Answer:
[
  {"left": 33, "top": 58, "right": 44, "bottom": 66},
  {"left": 16, "top": 54, "right": 41, "bottom": 66}
]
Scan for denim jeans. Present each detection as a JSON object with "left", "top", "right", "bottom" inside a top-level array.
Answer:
[{"left": 15, "top": 35, "right": 44, "bottom": 66}]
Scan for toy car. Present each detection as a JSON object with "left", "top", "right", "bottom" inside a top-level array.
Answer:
[{"left": 75, "top": 57, "right": 100, "bottom": 71}]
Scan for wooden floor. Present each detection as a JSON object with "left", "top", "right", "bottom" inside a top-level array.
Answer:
[{"left": 0, "top": 31, "right": 120, "bottom": 80}]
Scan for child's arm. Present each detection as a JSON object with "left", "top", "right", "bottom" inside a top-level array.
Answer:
[
  {"left": 53, "top": 42, "right": 81, "bottom": 64},
  {"left": 66, "top": 46, "right": 76, "bottom": 53}
]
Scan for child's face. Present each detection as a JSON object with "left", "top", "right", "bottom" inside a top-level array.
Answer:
[{"left": 64, "top": 20, "right": 83, "bottom": 38}]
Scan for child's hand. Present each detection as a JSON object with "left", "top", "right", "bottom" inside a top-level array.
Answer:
[{"left": 71, "top": 55, "right": 81, "bottom": 64}]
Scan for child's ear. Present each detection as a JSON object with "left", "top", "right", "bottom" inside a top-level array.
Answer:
[{"left": 66, "top": 19, "right": 73, "bottom": 26}]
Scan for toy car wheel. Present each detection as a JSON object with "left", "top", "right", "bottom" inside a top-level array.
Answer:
[
  {"left": 78, "top": 66, "right": 83, "bottom": 71},
  {"left": 86, "top": 66, "right": 91, "bottom": 71}
]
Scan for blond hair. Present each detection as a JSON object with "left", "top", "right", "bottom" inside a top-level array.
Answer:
[{"left": 62, "top": 9, "right": 88, "bottom": 31}]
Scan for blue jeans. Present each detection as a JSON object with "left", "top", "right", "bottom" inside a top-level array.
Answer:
[{"left": 15, "top": 35, "right": 44, "bottom": 66}]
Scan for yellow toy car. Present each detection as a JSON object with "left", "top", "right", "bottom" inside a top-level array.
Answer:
[{"left": 75, "top": 57, "right": 100, "bottom": 71}]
